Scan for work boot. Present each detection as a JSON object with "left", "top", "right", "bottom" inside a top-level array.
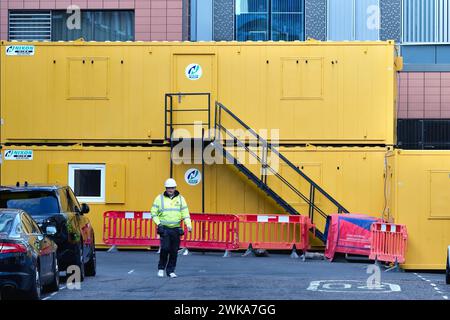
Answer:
[
  {"left": 169, "top": 272, "right": 177, "bottom": 278},
  {"left": 158, "top": 270, "right": 164, "bottom": 277}
]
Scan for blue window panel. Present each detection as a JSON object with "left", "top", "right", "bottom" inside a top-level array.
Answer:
[
  {"left": 401, "top": 45, "right": 437, "bottom": 64},
  {"left": 403, "top": 0, "right": 437, "bottom": 43},
  {"left": 327, "top": 0, "right": 354, "bottom": 40},
  {"left": 52, "top": 10, "right": 134, "bottom": 41},
  {"left": 190, "top": 0, "right": 213, "bottom": 41},
  {"left": 436, "top": 0, "right": 450, "bottom": 42},
  {"left": 355, "top": 0, "right": 380, "bottom": 40},
  {"left": 271, "top": 0, "right": 304, "bottom": 41},
  {"left": 236, "top": 0, "right": 269, "bottom": 41},
  {"left": 436, "top": 45, "right": 450, "bottom": 63},
  {"left": 328, "top": 0, "right": 380, "bottom": 41},
  {"left": 235, "top": 0, "right": 304, "bottom": 41}
]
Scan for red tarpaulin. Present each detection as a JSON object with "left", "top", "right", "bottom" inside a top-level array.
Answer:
[{"left": 324, "top": 214, "right": 383, "bottom": 261}]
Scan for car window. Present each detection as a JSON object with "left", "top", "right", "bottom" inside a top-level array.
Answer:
[
  {"left": 22, "top": 214, "right": 41, "bottom": 234},
  {"left": 28, "top": 215, "right": 41, "bottom": 234},
  {"left": 0, "top": 212, "right": 16, "bottom": 235},
  {"left": 0, "top": 191, "right": 60, "bottom": 216},
  {"left": 20, "top": 214, "right": 33, "bottom": 234},
  {"left": 59, "top": 189, "right": 70, "bottom": 212}
]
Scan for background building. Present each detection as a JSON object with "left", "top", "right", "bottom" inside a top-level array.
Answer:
[
  {"left": 1, "top": 0, "right": 449, "bottom": 149},
  {"left": 0, "top": 0, "right": 183, "bottom": 41}
]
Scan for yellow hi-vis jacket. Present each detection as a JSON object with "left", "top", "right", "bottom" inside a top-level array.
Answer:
[{"left": 150, "top": 191, "right": 192, "bottom": 229}]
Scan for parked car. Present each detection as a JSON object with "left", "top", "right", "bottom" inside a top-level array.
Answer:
[
  {"left": 0, "top": 209, "right": 59, "bottom": 299},
  {"left": 447, "top": 246, "right": 449, "bottom": 285},
  {"left": 0, "top": 184, "right": 96, "bottom": 281}
]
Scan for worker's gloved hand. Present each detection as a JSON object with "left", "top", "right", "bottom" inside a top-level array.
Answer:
[
  {"left": 157, "top": 224, "right": 164, "bottom": 236},
  {"left": 187, "top": 227, "right": 192, "bottom": 233}
]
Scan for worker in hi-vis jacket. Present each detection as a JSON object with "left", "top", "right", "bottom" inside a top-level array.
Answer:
[{"left": 151, "top": 178, "right": 192, "bottom": 278}]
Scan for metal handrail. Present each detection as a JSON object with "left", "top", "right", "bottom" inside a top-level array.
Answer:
[
  {"left": 215, "top": 101, "right": 349, "bottom": 216},
  {"left": 164, "top": 93, "right": 211, "bottom": 140},
  {"left": 217, "top": 124, "right": 329, "bottom": 219}
]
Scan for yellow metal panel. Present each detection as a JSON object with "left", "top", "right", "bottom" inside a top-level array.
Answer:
[
  {"left": 429, "top": 171, "right": 450, "bottom": 219},
  {"left": 1, "top": 146, "right": 389, "bottom": 246},
  {"left": 48, "top": 163, "right": 68, "bottom": 185},
  {"left": 106, "top": 164, "right": 126, "bottom": 204},
  {"left": 387, "top": 150, "right": 450, "bottom": 270},
  {"left": 1, "top": 41, "right": 397, "bottom": 144}
]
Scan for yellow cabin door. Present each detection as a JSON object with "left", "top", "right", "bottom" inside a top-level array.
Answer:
[{"left": 171, "top": 54, "right": 215, "bottom": 139}]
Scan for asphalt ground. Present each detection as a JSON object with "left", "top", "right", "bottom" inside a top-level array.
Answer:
[{"left": 41, "top": 250, "right": 450, "bottom": 301}]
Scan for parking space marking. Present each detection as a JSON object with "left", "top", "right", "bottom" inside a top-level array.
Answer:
[
  {"left": 307, "top": 280, "right": 401, "bottom": 293},
  {"left": 128, "top": 269, "right": 135, "bottom": 274}
]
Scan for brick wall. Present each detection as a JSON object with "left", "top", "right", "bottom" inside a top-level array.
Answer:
[
  {"left": 0, "top": 0, "right": 183, "bottom": 41},
  {"left": 398, "top": 72, "right": 450, "bottom": 119}
]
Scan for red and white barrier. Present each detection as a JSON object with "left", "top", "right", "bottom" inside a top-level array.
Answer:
[{"left": 369, "top": 222, "right": 408, "bottom": 264}]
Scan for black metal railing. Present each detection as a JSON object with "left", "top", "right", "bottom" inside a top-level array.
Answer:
[
  {"left": 164, "top": 92, "right": 211, "bottom": 140},
  {"left": 214, "top": 101, "right": 349, "bottom": 241}
]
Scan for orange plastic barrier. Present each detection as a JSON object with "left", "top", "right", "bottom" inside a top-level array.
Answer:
[
  {"left": 103, "top": 211, "right": 239, "bottom": 251},
  {"left": 237, "top": 214, "right": 314, "bottom": 252},
  {"left": 369, "top": 223, "right": 408, "bottom": 264}
]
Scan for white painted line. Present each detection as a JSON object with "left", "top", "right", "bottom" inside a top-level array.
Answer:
[
  {"left": 51, "top": 292, "right": 57, "bottom": 296},
  {"left": 128, "top": 269, "right": 135, "bottom": 274},
  {"left": 443, "top": 296, "right": 448, "bottom": 300},
  {"left": 430, "top": 283, "right": 436, "bottom": 286},
  {"left": 42, "top": 297, "right": 51, "bottom": 300},
  {"left": 426, "top": 279, "right": 431, "bottom": 282}
]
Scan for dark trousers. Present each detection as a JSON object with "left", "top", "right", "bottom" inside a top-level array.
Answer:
[{"left": 158, "top": 226, "right": 181, "bottom": 274}]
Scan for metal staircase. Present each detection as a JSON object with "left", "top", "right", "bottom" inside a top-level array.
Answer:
[{"left": 164, "top": 93, "right": 349, "bottom": 242}]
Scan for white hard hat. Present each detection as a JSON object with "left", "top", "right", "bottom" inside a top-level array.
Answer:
[{"left": 164, "top": 178, "right": 177, "bottom": 188}]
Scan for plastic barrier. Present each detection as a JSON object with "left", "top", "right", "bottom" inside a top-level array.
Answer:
[
  {"left": 237, "top": 214, "right": 314, "bottom": 257},
  {"left": 369, "top": 222, "right": 408, "bottom": 264},
  {"left": 103, "top": 211, "right": 159, "bottom": 247},
  {"left": 103, "top": 211, "right": 239, "bottom": 253},
  {"left": 324, "top": 214, "right": 383, "bottom": 261},
  {"left": 180, "top": 213, "right": 240, "bottom": 251}
]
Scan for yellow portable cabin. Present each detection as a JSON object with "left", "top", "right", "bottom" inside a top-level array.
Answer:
[
  {"left": 386, "top": 149, "right": 450, "bottom": 270},
  {"left": 0, "top": 40, "right": 398, "bottom": 144},
  {"left": 0, "top": 145, "right": 389, "bottom": 246}
]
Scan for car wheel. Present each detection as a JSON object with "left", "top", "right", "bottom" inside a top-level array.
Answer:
[
  {"left": 85, "top": 241, "right": 97, "bottom": 277},
  {"left": 74, "top": 243, "right": 85, "bottom": 282},
  {"left": 44, "top": 254, "right": 60, "bottom": 293},
  {"left": 29, "top": 265, "right": 42, "bottom": 300}
]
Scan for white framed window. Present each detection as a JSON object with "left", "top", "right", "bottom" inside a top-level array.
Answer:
[{"left": 68, "top": 164, "right": 106, "bottom": 203}]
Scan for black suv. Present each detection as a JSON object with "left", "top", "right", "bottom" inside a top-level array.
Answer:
[{"left": 0, "top": 184, "right": 96, "bottom": 281}]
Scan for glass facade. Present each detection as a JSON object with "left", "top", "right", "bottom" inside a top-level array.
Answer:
[
  {"left": 52, "top": 10, "right": 134, "bottom": 41},
  {"left": 327, "top": 0, "right": 380, "bottom": 41},
  {"left": 235, "top": 0, "right": 304, "bottom": 41},
  {"left": 403, "top": 0, "right": 450, "bottom": 43}
]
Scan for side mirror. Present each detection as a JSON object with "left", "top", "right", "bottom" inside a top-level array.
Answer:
[
  {"left": 45, "top": 226, "right": 57, "bottom": 236},
  {"left": 80, "top": 203, "right": 90, "bottom": 215}
]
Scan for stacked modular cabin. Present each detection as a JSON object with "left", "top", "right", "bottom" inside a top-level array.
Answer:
[{"left": 0, "top": 40, "right": 448, "bottom": 269}]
